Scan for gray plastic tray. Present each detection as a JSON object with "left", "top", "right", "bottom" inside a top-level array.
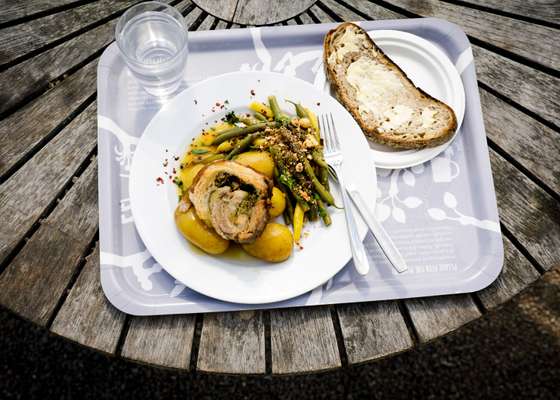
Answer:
[{"left": 97, "top": 18, "right": 503, "bottom": 315}]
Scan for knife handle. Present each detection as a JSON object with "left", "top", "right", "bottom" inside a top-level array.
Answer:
[{"left": 348, "top": 188, "right": 408, "bottom": 273}]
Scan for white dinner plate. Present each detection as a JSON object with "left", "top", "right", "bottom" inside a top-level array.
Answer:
[
  {"left": 321, "top": 30, "right": 465, "bottom": 170},
  {"left": 129, "top": 71, "right": 377, "bottom": 304}
]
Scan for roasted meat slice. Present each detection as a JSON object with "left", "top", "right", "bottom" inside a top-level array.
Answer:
[{"left": 189, "top": 160, "right": 272, "bottom": 243}]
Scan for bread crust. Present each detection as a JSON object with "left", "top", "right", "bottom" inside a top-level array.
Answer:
[{"left": 323, "top": 22, "right": 457, "bottom": 149}]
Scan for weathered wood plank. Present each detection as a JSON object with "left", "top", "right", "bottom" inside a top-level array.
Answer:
[
  {"left": 490, "top": 149, "right": 560, "bottom": 270},
  {"left": 0, "top": 159, "right": 98, "bottom": 325},
  {"left": 480, "top": 89, "right": 560, "bottom": 194},
  {"left": 308, "top": 4, "right": 336, "bottom": 22},
  {"left": 384, "top": 0, "right": 560, "bottom": 71},
  {"left": 405, "top": 295, "right": 481, "bottom": 342},
  {"left": 0, "top": 60, "right": 97, "bottom": 176},
  {"left": 197, "top": 311, "right": 265, "bottom": 374},
  {"left": 464, "top": 0, "right": 560, "bottom": 25},
  {"left": 0, "top": 0, "right": 83, "bottom": 25},
  {"left": 0, "top": 15, "right": 117, "bottom": 115},
  {"left": 121, "top": 315, "right": 196, "bottom": 369},
  {"left": 476, "top": 236, "right": 540, "bottom": 309},
  {"left": 51, "top": 243, "right": 126, "bottom": 353},
  {"left": 0, "top": 102, "right": 97, "bottom": 265},
  {"left": 473, "top": 45, "right": 560, "bottom": 128},
  {"left": 331, "top": 0, "right": 401, "bottom": 20},
  {"left": 214, "top": 19, "right": 229, "bottom": 30},
  {"left": 196, "top": 14, "right": 216, "bottom": 31},
  {"left": 297, "top": 11, "right": 315, "bottom": 25},
  {"left": 234, "top": 0, "right": 315, "bottom": 25},
  {"left": 0, "top": 0, "right": 140, "bottom": 66},
  {"left": 270, "top": 307, "right": 340, "bottom": 373},
  {"left": 337, "top": 301, "right": 413, "bottom": 364},
  {"left": 185, "top": 5, "right": 203, "bottom": 30},
  {"left": 194, "top": 0, "right": 238, "bottom": 22},
  {"left": 318, "top": 0, "right": 362, "bottom": 21}
]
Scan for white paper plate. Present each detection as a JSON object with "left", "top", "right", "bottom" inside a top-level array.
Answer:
[
  {"left": 321, "top": 30, "right": 465, "bottom": 170},
  {"left": 129, "top": 71, "right": 377, "bottom": 304}
]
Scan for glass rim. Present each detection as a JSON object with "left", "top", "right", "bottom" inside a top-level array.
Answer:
[{"left": 115, "top": 1, "right": 188, "bottom": 69}]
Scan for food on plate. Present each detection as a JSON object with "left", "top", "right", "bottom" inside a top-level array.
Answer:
[
  {"left": 242, "top": 223, "right": 294, "bottom": 262},
  {"left": 323, "top": 22, "right": 457, "bottom": 149},
  {"left": 233, "top": 151, "right": 275, "bottom": 178},
  {"left": 189, "top": 160, "right": 272, "bottom": 244},
  {"left": 269, "top": 187, "right": 286, "bottom": 218},
  {"left": 172, "top": 96, "right": 334, "bottom": 262},
  {"left": 175, "top": 205, "right": 230, "bottom": 255}
]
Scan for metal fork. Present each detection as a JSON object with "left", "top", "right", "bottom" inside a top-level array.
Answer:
[{"left": 320, "top": 113, "right": 370, "bottom": 275}]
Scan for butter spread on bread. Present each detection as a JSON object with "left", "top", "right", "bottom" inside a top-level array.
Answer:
[{"left": 323, "top": 22, "right": 457, "bottom": 149}]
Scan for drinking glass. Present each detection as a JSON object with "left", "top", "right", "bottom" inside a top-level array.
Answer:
[{"left": 115, "top": 1, "right": 188, "bottom": 96}]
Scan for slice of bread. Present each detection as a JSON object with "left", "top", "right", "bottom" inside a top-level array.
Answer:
[{"left": 323, "top": 22, "right": 457, "bottom": 149}]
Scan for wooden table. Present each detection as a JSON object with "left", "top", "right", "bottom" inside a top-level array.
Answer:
[{"left": 0, "top": 0, "right": 558, "bottom": 375}]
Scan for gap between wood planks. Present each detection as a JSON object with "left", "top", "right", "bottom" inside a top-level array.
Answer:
[
  {"left": 0, "top": 0, "right": 98, "bottom": 30},
  {"left": 0, "top": 92, "right": 97, "bottom": 183},
  {"left": 188, "top": 314, "right": 204, "bottom": 371},
  {"left": 0, "top": 50, "right": 103, "bottom": 121},
  {"left": 441, "top": 0, "right": 560, "bottom": 31},
  {"left": 477, "top": 81, "right": 560, "bottom": 141},
  {"left": 487, "top": 137, "right": 560, "bottom": 203},
  {"left": 45, "top": 233, "right": 100, "bottom": 329},
  {"left": 501, "top": 224, "right": 547, "bottom": 276},
  {"left": 0, "top": 146, "right": 97, "bottom": 277}
]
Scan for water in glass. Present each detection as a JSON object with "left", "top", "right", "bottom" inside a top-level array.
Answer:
[{"left": 116, "top": 2, "right": 188, "bottom": 96}]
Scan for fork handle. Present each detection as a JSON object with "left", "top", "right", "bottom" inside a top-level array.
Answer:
[{"left": 333, "top": 165, "right": 370, "bottom": 275}]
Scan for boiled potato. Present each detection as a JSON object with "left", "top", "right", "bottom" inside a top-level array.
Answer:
[
  {"left": 234, "top": 151, "right": 274, "bottom": 178},
  {"left": 179, "top": 164, "right": 205, "bottom": 189},
  {"left": 175, "top": 206, "right": 229, "bottom": 255},
  {"left": 242, "top": 223, "right": 293, "bottom": 262},
  {"left": 269, "top": 187, "right": 286, "bottom": 218}
]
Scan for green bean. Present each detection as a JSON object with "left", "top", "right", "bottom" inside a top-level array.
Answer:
[
  {"left": 308, "top": 203, "right": 319, "bottom": 221},
  {"left": 316, "top": 197, "right": 332, "bottom": 226},
  {"left": 226, "top": 132, "right": 262, "bottom": 160},
  {"left": 212, "top": 122, "right": 276, "bottom": 145},
  {"left": 297, "top": 200, "right": 310, "bottom": 212},
  {"left": 238, "top": 115, "right": 258, "bottom": 126},
  {"left": 270, "top": 146, "right": 313, "bottom": 210},
  {"left": 312, "top": 150, "right": 330, "bottom": 190},
  {"left": 312, "top": 150, "right": 328, "bottom": 168},
  {"left": 282, "top": 208, "right": 293, "bottom": 226},
  {"left": 319, "top": 166, "right": 330, "bottom": 191},
  {"left": 268, "top": 95, "right": 282, "bottom": 120},
  {"left": 303, "top": 158, "right": 335, "bottom": 206},
  {"left": 253, "top": 112, "right": 267, "bottom": 121},
  {"left": 268, "top": 96, "right": 290, "bottom": 123},
  {"left": 275, "top": 173, "right": 295, "bottom": 226},
  {"left": 286, "top": 100, "right": 306, "bottom": 118},
  {"left": 190, "top": 153, "right": 224, "bottom": 164}
]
